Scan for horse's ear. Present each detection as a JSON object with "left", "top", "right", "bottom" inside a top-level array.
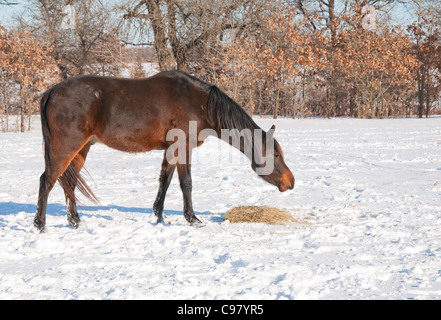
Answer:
[{"left": 267, "top": 124, "right": 275, "bottom": 140}]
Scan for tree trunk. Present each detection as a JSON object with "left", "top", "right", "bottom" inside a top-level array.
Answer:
[
  {"left": 166, "top": 1, "right": 188, "bottom": 72},
  {"left": 328, "top": 0, "right": 338, "bottom": 47},
  {"left": 20, "top": 85, "right": 25, "bottom": 133},
  {"left": 425, "top": 74, "right": 431, "bottom": 118},
  {"left": 417, "top": 68, "right": 424, "bottom": 118},
  {"left": 273, "top": 84, "right": 280, "bottom": 119},
  {"left": 145, "top": 0, "right": 175, "bottom": 71}
]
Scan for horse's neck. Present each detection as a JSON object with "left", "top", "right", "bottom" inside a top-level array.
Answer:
[{"left": 215, "top": 122, "right": 265, "bottom": 163}]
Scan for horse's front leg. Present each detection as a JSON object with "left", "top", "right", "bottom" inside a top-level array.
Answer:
[
  {"left": 177, "top": 163, "right": 202, "bottom": 225},
  {"left": 153, "top": 151, "right": 176, "bottom": 224}
]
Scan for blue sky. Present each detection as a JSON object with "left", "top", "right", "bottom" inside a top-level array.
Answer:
[
  {"left": 0, "top": 1, "right": 417, "bottom": 29},
  {"left": 388, "top": 1, "right": 418, "bottom": 25},
  {"left": 0, "top": 2, "right": 22, "bottom": 26}
]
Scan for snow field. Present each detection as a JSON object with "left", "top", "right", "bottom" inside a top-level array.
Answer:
[{"left": 1, "top": 117, "right": 441, "bottom": 299}]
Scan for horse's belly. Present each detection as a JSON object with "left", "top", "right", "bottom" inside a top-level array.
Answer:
[{"left": 94, "top": 130, "right": 166, "bottom": 153}]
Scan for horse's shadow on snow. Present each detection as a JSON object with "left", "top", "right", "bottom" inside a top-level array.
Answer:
[{"left": 0, "top": 202, "right": 223, "bottom": 227}]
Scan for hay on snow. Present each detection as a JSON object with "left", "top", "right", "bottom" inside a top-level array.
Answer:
[{"left": 224, "top": 205, "right": 295, "bottom": 224}]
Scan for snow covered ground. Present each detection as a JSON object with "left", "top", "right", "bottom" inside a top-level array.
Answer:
[{"left": 1, "top": 117, "right": 441, "bottom": 300}]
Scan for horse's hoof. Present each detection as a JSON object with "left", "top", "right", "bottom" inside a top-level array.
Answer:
[
  {"left": 190, "top": 218, "right": 204, "bottom": 227},
  {"left": 68, "top": 218, "right": 81, "bottom": 229},
  {"left": 33, "top": 219, "right": 46, "bottom": 233},
  {"left": 156, "top": 217, "right": 171, "bottom": 225}
]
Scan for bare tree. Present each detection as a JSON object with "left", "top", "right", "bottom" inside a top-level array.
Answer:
[
  {"left": 407, "top": 3, "right": 441, "bottom": 117},
  {"left": 411, "top": 0, "right": 441, "bottom": 17},
  {"left": 120, "top": 0, "right": 273, "bottom": 71},
  {"left": 286, "top": 0, "right": 409, "bottom": 117},
  {"left": 0, "top": 1, "right": 19, "bottom": 5},
  {"left": 18, "top": 0, "right": 125, "bottom": 78}
]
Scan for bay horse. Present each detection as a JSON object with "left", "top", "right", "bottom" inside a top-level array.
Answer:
[{"left": 34, "top": 70, "right": 294, "bottom": 232}]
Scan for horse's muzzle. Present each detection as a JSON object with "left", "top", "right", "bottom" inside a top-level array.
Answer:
[{"left": 279, "top": 174, "right": 295, "bottom": 192}]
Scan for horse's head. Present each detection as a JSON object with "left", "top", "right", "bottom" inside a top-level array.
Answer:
[{"left": 251, "top": 125, "right": 295, "bottom": 192}]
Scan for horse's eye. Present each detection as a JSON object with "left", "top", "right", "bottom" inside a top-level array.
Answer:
[{"left": 274, "top": 153, "right": 280, "bottom": 158}]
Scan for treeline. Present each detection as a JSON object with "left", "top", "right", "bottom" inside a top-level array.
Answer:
[
  {"left": 1, "top": 0, "right": 127, "bottom": 131},
  {"left": 1, "top": 26, "right": 59, "bottom": 131},
  {"left": 1, "top": 0, "right": 440, "bottom": 131},
  {"left": 190, "top": 2, "right": 441, "bottom": 119}
]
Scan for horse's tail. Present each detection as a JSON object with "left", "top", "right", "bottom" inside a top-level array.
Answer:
[
  {"left": 40, "top": 87, "right": 100, "bottom": 207},
  {"left": 58, "top": 158, "right": 100, "bottom": 207},
  {"left": 40, "top": 88, "right": 53, "bottom": 171}
]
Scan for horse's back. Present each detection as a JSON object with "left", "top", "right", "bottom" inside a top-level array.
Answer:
[{"left": 44, "top": 71, "right": 211, "bottom": 153}]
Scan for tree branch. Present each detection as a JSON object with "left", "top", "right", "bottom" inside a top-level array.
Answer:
[{"left": 119, "top": 39, "right": 154, "bottom": 46}]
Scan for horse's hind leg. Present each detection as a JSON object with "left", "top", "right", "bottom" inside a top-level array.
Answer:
[
  {"left": 63, "top": 142, "right": 92, "bottom": 228},
  {"left": 35, "top": 138, "right": 91, "bottom": 232},
  {"left": 35, "top": 152, "right": 79, "bottom": 232},
  {"left": 153, "top": 151, "right": 176, "bottom": 224},
  {"left": 35, "top": 171, "right": 53, "bottom": 232}
]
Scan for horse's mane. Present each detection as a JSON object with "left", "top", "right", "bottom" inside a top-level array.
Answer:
[
  {"left": 206, "top": 85, "right": 260, "bottom": 132},
  {"left": 174, "top": 70, "right": 259, "bottom": 133}
]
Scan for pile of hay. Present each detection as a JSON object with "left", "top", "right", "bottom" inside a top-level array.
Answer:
[{"left": 224, "top": 206, "right": 295, "bottom": 225}]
